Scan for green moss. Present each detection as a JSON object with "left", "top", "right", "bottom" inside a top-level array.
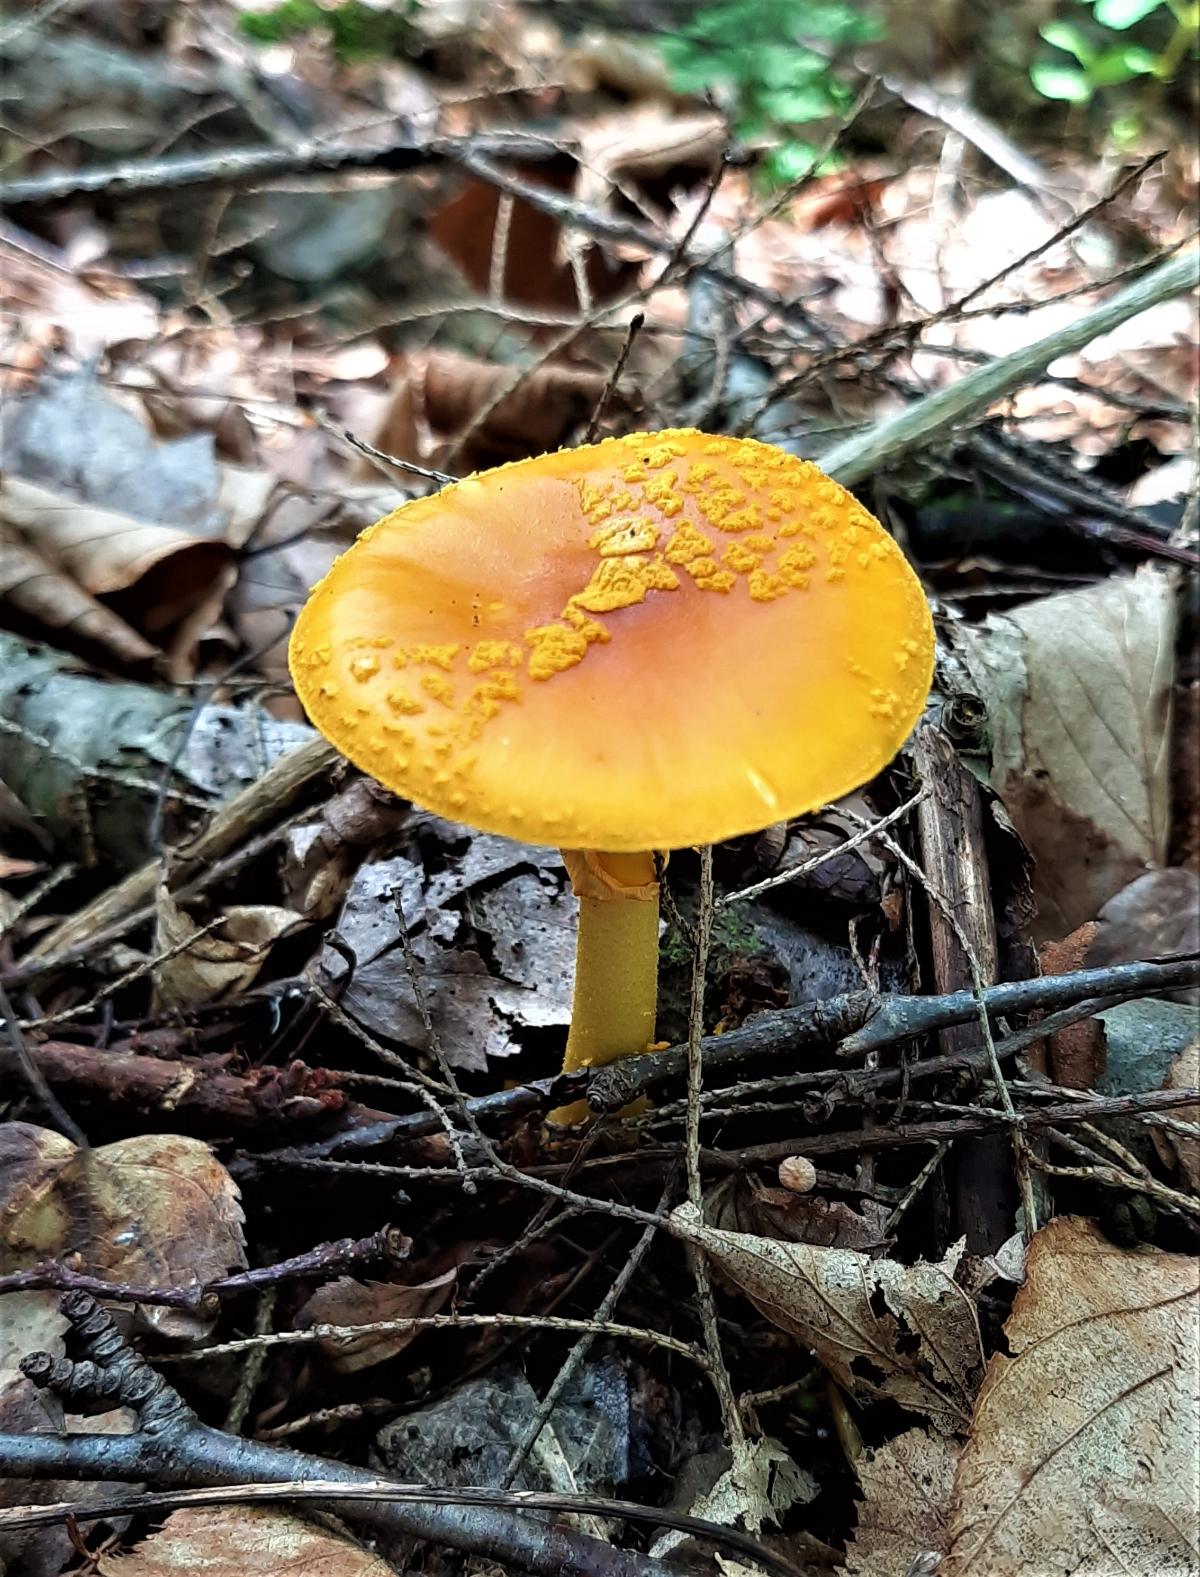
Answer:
[
  {"left": 239, "top": 0, "right": 418, "bottom": 62},
  {"left": 657, "top": 900, "right": 783, "bottom": 1045}
]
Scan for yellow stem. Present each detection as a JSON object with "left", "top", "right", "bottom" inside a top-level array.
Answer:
[{"left": 550, "top": 850, "right": 659, "bottom": 1125}]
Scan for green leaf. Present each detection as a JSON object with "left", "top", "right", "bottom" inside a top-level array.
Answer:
[
  {"left": 1109, "top": 111, "right": 1144, "bottom": 141},
  {"left": 1089, "top": 42, "right": 1160, "bottom": 79},
  {"left": 1093, "top": 0, "right": 1165, "bottom": 27},
  {"left": 760, "top": 84, "right": 840, "bottom": 123},
  {"left": 1041, "top": 19, "right": 1097, "bottom": 62},
  {"left": 764, "top": 140, "right": 827, "bottom": 184},
  {"left": 1030, "top": 60, "right": 1095, "bottom": 99},
  {"left": 758, "top": 43, "right": 825, "bottom": 88}
]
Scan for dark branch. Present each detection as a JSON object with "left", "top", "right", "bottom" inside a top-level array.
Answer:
[
  {"left": 0, "top": 130, "right": 563, "bottom": 206},
  {"left": 0, "top": 1225, "right": 409, "bottom": 1308},
  {"left": 1, "top": 1293, "right": 698, "bottom": 1577}
]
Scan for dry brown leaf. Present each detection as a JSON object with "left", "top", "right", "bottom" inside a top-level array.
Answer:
[
  {"left": 708, "top": 1175, "right": 892, "bottom": 1252},
  {"left": 1085, "top": 868, "right": 1200, "bottom": 989},
  {"left": 429, "top": 164, "right": 639, "bottom": 314},
  {"left": 0, "top": 1123, "right": 246, "bottom": 1340},
  {"left": 1, "top": 476, "right": 231, "bottom": 630},
  {"left": 0, "top": 523, "right": 158, "bottom": 668},
  {"left": 1151, "top": 1039, "right": 1200, "bottom": 1191},
  {"left": 153, "top": 886, "right": 301, "bottom": 1007},
  {"left": 1037, "top": 923, "right": 1104, "bottom": 1088},
  {"left": 571, "top": 106, "right": 725, "bottom": 220},
  {"left": 297, "top": 1268, "right": 457, "bottom": 1372},
  {"left": 354, "top": 349, "right": 613, "bottom": 477},
  {"left": 672, "top": 1203, "right": 982, "bottom": 1431},
  {"left": 652, "top": 1436, "right": 817, "bottom": 1564},
  {"left": 97, "top": 1505, "right": 392, "bottom": 1576},
  {"left": 944, "top": 1216, "right": 1200, "bottom": 1577},
  {"left": 844, "top": 1428, "right": 959, "bottom": 1577},
  {"left": 953, "top": 568, "right": 1176, "bottom": 939}
]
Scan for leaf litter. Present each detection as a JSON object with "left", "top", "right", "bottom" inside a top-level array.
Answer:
[{"left": 0, "top": 2, "right": 1196, "bottom": 1572}]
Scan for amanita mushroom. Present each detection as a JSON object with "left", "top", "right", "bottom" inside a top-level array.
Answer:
[{"left": 289, "top": 430, "right": 934, "bottom": 1116}]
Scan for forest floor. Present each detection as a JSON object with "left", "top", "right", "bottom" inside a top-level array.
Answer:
[{"left": 0, "top": 3, "right": 1197, "bottom": 1575}]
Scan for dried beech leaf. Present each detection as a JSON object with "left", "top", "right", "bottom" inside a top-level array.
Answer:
[
  {"left": 673, "top": 1202, "right": 982, "bottom": 1430},
  {"left": 945, "top": 1216, "right": 1200, "bottom": 1576},
  {"left": 571, "top": 107, "right": 725, "bottom": 219},
  {"left": 153, "top": 886, "right": 301, "bottom": 1007},
  {"left": 845, "top": 1428, "right": 959, "bottom": 1577},
  {"left": 97, "top": 1505, "right": 391, "bottom": 1575},
  {"left": 0, "top": 1123, "right": 246, "bottom": 1341},
  {"left": 954, "top": 568, "right": 1176, "bottom": 938},
  {"left": 0, "top": 524, "right": 157, "bottom": 668},
  {"left": 708, "top": 1175, "right": 892, "bottom": 1251},
  {"left": 297, "top": 1269, "right": 456, "bottom": 1372},
  {"left": 1151, "top": 1039, "right": 1200, "bottom": 1191},
  {"left": 1, "top": 476, "right": 231, "bottom": 630},
  {"left": 354, "top": 350, "right": 612, "bottom": 476}
]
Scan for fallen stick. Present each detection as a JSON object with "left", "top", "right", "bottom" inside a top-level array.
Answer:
[
  {"left": 0, "top": 1292, "right": 793, "bottom": 1577},
  {"left": 821, "top": 246, "right": 1200, "bottom": 485}
]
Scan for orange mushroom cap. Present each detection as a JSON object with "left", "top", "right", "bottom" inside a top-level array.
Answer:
[{"left": 289, "top": 430, "right": 934, "bottom": 851}]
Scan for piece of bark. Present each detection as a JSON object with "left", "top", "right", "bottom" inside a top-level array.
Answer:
[
  {"left": 914, "top": 724, "right": 1016, "bottom": 1252},
  {"left": 24, "top": 1042, "right": 350, "bottom": 1131}
]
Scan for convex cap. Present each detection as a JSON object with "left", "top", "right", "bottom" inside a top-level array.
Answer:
[{"left": 290, "top": 429, "right": 934, "bottom": 850}]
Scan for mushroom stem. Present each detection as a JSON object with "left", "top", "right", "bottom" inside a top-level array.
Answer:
[{"left": 552, "top": 850, "right": 660, "bottom": 1124}]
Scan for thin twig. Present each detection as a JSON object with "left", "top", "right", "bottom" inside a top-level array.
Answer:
[
  {"left": 684, "top": 847, "right": 748, "bottom": 1461},
  {"left": 583, "top": 313, "right": 644, "bottom": 443},
  {"left": 500, "top": 1180, "right": 674, "bottom": 1488}
]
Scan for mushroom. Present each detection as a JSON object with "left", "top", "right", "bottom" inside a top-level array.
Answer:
[{"left": 289, "top": 429, "right": 934, "bottom": 1119}]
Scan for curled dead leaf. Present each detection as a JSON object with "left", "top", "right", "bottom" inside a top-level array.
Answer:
[
  {"left": 297, "top": 1268, "right": 457, "bottom": 1372},
  {"left": 353, "top": 349, "right": 616, "bottom": 477},
  {"left": 0, "top": 522, "right": 158, "bottom": 669},
  {"left": 153, "top": 885, "right": 302, "bottom": 1008},
  {"left": 0, "top": 1122, "right": 246, "bottom": 1341},
  {"left": 1, "top": 475, "right": 231, "bottom": 633},
  {"left": 707, "top": 1175, "right": 893, "bottom": 1253}
]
